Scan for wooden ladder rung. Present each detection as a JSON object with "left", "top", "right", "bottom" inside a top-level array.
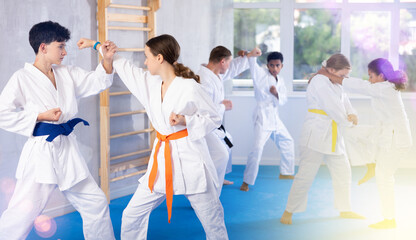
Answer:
[
  {"left": 118, "top": 48, "right": 145, "bottom": 52},
  {"left": 110, "top": 128, "right": 154, "bottom": 139},
  {"left": 107, "top": 13, "right": 147, "bottom": 23},
  {"left": 109, "top": 91, "right": 131, "bottom": 96},
  {"left": 108, "top": 26, "right": 151, "bottom": 31},
  {"left": 108, "top": 3, "right": 151, "bottom": 11},
  {"left": 110, "top": 110, "right": 146, "bottom": 118},
  {"left": 110, "top": 156, "right": 149, "bottom": 173},
  {"left": 110, "top": 169, "right": 147, "bottom": 182},
  {"left": 110, "top": 148, "right": 152, "bottom": 161}
]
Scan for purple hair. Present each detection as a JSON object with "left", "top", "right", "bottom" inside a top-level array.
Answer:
[{"left": 368, "top": 58, "right": 407, "bottom": 90}]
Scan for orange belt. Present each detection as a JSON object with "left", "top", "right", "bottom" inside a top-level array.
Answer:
[{"left": 148, "top": 128, "right": 188, "bottom": 223}]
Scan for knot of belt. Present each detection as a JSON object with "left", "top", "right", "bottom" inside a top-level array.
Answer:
[
  {"left": 308, "top": 109, "right": 337, "bottom": 152},
  {"left": 33, "top": 118, "right": 89, "bottom": 142},
  {"left": 148, "top": 128, "right": 188, "bottom": 223},
  {"left": 218, "top": 125, "right": 233, "bottom": 148}
]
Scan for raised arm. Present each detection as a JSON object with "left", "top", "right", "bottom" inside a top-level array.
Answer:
[
  {"left": 343, "top": 77, "right": 384, "bottom": 98},
  {"left": 77, "top": 38, "right": 116, "bottom": 73},
  {"left": 222, "top": 47, "right": 262, "bottom": 81},
  {"left": 66, "top": 38, "right": 117, "bottom": 98},
  {"left": 78, "top": 38, "right": 153, "bottom": 108}
]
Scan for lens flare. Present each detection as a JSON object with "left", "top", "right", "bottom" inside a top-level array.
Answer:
[
  {"left": 0, "top": 177, "right": 16, "bottom": 194},
  {"left": 34, "top": 215, "right": 57, "bottom": 238}
]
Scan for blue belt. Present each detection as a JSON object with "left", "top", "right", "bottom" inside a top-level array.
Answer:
[{"left": 33, "top": 118, "right": 89, "bottom": 142}]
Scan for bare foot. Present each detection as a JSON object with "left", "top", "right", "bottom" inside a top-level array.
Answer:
[
  {"left": 358, "top": 163, "right": 375, "bottom": 185},
  {"left": 280, "top": 210, "right": 293, "bottom": 225},
  {"left": 223, "top": 179, "right": 234, "bottom": 185},
  {"left": 340, "top": 211, "right": 366, "bottom": 219},
  {"left": 240, "top": 182, "right": 249, "bottom": 191},
  {"left": 369, "top": 219, "right": 396, "bottom": 229},
  {"left": 279, "top": 174, "right": 295, "bottom": 180}
]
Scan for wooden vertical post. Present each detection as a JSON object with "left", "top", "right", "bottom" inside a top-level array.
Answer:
[
  {"left": 98, "top": 0, "right": 111, "bottom": 202},
  {"left": 147, "top": 0, "right": 160, "bottom": 147},
  {"left": 147, "top": 0, "right": 160, "bottom": 39}
]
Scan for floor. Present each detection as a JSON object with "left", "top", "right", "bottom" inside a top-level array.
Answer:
[{"left": 27, "top": 165, "right": 416, "bottom": 240}]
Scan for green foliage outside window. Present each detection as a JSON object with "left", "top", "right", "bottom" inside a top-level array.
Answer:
[{"left": 294, "top": 9, "right": 341, "bottom": 80}]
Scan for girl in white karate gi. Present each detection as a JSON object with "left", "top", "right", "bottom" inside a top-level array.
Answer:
[
  {"left": 79, "top": 35, "right": 228, "bottom": 240},
  {"left": 280, "top": 54, "right": 365, "bottom": 225},
  {"left": 325, "top": 58, "right": 412, "bottom": 229},
  {"left": 240, "top": 51, "right": 296, "bottom": 192},
  {"left": 197, "top": 46, "right": 260, "bottom": 195},
  {"left": 0, "top": 21, "right": 116, "bottom": 240}
]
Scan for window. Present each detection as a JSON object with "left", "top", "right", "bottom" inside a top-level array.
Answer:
[
  {"left": 294, "top": 8, "right": 341, "bottom": 81},
  {"left": 233, "top": 0, "right": 416, "bottom": 93},
  {"left": 350, "top": 11, "right": 391, "bottom": 79},
  {"left": 233, "top": 8, "right": 280, "bottom": 90},
  {"left": 400, "top": 8, "right": 416, "bottom": 91}
]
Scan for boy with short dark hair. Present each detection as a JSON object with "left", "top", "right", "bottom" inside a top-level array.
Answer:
[
  {"left": 0, "top": 21, "right": 116, "bottom": 239},
  {"left": 240, "top": 50, "right": 295, "bottom": 192}
]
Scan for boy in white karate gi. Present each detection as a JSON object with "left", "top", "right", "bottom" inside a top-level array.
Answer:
[
  {"left": 198, "top": 46, "right": 260, "bottom": 195},
  {"left": 0, "top": 21, "right": 116, "bottom": 240},
  {"left": 240, "top": 51, "right": 295, "bottom": 192}
]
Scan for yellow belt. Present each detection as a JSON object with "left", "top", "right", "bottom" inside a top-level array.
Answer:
[{"left": 308, "top": 109, "right": 337, "bottom": 152}]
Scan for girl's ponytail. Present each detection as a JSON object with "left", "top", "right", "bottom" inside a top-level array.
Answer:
[{"left": 173, "top": 63, "right": 200, "bottom": 83}]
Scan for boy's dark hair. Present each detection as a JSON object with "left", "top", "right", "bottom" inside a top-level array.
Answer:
[
  {"left": 267, "top": 52, "right": 283, "bottom": 63},
  {"left": 29, "top": 21, "right": 71, "bottom": 54},
  {"left": 209, "top": 46, "right": 232, "bottom": 63}
]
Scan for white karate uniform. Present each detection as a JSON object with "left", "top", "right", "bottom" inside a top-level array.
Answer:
[
  {"left": 0, "top": 63, "right": 115, "bottom": 240},
  {"left": 343, "top": 124, "right": 376, "bottom": 166},
  {"left": 286, "top": 74, "right": 356, "bottom": 213},
  {"left": 242, "top": 57, "right": 295, "bottom": 185},
  {"left": 198, "top": 56, "right": 249, "bottom": 194},
  {"left": 343, "top": 78, "right": 412, "bottom": 219},
  {"left": 111, "top": 55, "right": 228, "bottom": 240}
]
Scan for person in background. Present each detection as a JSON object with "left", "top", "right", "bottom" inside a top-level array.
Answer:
[
  {"left": 322, "top": 58, "right": 412, "bottom": 229},
  {"left": 280, "top": 53, "right": 365, "bottom": 225},
  {"left": 240, "top": 51, "right": 296, "bottom": 192}
]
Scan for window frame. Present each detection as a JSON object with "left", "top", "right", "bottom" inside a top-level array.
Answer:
[{"left": 232, "top": 0, "right": 416, "bottom": 96}]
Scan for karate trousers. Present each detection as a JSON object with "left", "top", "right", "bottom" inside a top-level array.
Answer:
[
  {"left": 375, "top": 141, "right": 408, "bottom": 219},
  {"left": 0, "top": 173, "right": 115, "bottom": 240},
  {"left": 121, "top": 174, "right": 228, "bottom": 240},
  {"left": 285, "top": 146, "right": 352, "bottom": 213},
  {"left": 243, "top": 122, "right": 295, "bottom": 185},
  {"left": 343, "top": 125, "right": 376, "bottom": 166},
  {"left": 206, "top": 129, "right": 232, "bottom": 196}
]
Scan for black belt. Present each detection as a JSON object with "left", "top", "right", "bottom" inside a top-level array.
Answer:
[{"left": 218, "top": 125, "right": 233, "bottom": 148}]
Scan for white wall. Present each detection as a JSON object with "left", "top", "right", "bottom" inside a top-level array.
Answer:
[
  {"left": 225, "top": 93, "right": 416, "bottom": 168},
  {"left": 157, "top": 0, "right": 233, "bottom": 72}
]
